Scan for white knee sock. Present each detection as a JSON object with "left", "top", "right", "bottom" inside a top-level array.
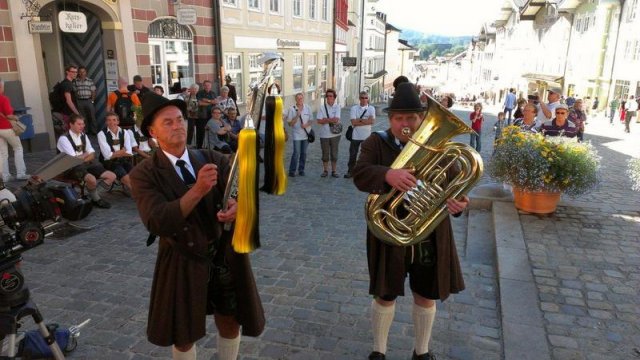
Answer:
[
  {"left": 413, "top": 303, "right": 436, "bottom": 355},
  {"left": 172, "top": 344, "right": 196, "bottom": 360},
  {"left": 371, "top": 299, "right": 395, "bottom": 354},
  {"left": 217, "top": 333, "right": 241, "bottom": 360}
]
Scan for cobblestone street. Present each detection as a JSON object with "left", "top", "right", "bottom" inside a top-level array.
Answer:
[{"left": 5, "top": 106, "right": 639, "bottom": 359}]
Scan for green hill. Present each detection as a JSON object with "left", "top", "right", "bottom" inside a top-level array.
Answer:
[{"left": 400, "top": 30, "right": 472, "bottom": 59}]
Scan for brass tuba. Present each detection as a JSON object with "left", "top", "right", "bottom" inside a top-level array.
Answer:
[{"left": 365, "top": 96, "right": 483, "bottom": 246}]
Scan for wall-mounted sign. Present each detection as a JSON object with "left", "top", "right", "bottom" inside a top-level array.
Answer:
[
  {"left": 105, "top": 59, "right": 118, "bottom": 80},
  {"left": 277, "top": 39, "right": 300, "bottom": 49},
  {"left": 28, "top": 21, "right": 53, "bottom": 34},
  {"left": 58, "top": 11, "right": 87, "bottom": 33},
  {"left": 177, "top": 7, "right": 197, "bottom": 25},
  {"left": 342, "top": 57, "right": 357, "bottom": 67},
  {"left": 106, "top": 50, "right": 114, "bottom": 59}
]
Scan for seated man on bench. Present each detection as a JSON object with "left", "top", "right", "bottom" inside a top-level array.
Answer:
[
  {"left": 56, "top": 114, "right": 115, "bottom": 208},
  {"left": 97, "top": 112, "right": 135, "bottom": 194}
]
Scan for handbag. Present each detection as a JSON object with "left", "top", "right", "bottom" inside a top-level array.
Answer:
[
  {"left": 325, "top": 102, "right": 343, "bottom": 134},
  {"left": 304, "top": 128, "right": 315, "bottom": 143},
  {"left": 4, "top": 114, "right": 26, "bottom": 136},
  {"left": 346, "top": 108, "right": 368, "bottom": 141}
]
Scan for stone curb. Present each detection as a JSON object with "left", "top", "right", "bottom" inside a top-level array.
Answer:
[{"left": 470, "top": 184, "right": 551, "bottom": 360}]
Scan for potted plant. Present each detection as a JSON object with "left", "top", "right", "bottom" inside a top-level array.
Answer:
[
  {"left": 627, "top": 158, "right": 640, "bottom": 191},
  {"left": 489, "top": 126, "right": 600, "bottom": 213}
]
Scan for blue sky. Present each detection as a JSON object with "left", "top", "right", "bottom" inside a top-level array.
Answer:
[{"left": 375, "top": 0, "right": 505, "bottom": 36}]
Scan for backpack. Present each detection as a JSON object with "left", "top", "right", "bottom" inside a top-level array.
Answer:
[
  {"left": 49, "top": 82, "right": 65, "bottom": 112},
  {"left": 113, "top": 90, "right": 136, "bottom": 128}
]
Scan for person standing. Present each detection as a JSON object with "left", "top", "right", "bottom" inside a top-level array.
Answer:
[
  {"left": 216, "top": 86, "right": 237, "bottom": 118},
  {"left": 128, "top": 75, "right": 151, "bottom": 101},
  {"left": 568, "top": 98, "right": 587, "bottom": 142},
  {"left": 541, "top": 104, "right": 577, "bottom": 138},
  {"left": 184, "top": 84, "right": 200, "bottom": 147},
  {"left": 59, "top": 64, "right": 81, "bottom": 131},
  {"left": 353, "top": 83, "right": 468, "bottom": 360},
  {"left": 196, "top": 80, "right": 218, "bottom": 149},
  {"left": 345, "top": 91, "right": 375, "bottom": 178},
  {"left": 469, "top": 102, "right": 483, "bottom": 152},
  {"left": 73, "top": 66, "right": 97, "bottom": 135},
  {"left": 317, "top": 89, "right": 342, "bottom": 178},
  {"left": 107, "top": 77, "right": 141, "bottom": 129},
  {"left": 609, "top": 96, "right": 620, "bottom": 124},
  {"left": 625, "top": 95, "right": 638, "bottom": 132},
  {"left": 503, "top": 88, "right": 516, "bottom": 124},
  {"left": 536, "top": 87, "right": 562, "bottom": 127},
  {"left": 0, "top": 79, "right": 28, "bottom": 182},
  {"left": 286, "top": 92, "right": 313, "bottom": 177},
  {"left": 129, "top": 92, "right": 265, "bottom": 360},
  {"left": 224, "top": 75, "right": 239, "bottom": 112}
]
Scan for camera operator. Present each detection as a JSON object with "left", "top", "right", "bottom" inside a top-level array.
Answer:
[
  {"left": 535, "top": 87, "right": 562, "bottom": 127},
  {"left": 56, "top": 114, "right": 115, "bottom": 209}
]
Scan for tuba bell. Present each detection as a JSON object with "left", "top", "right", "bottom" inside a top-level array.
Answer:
[{"left": 365, "top": 96, "right": 483, "bottom": 247}]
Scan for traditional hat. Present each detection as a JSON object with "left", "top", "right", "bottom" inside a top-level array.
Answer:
[
  {"left": 140, "top": 92, "right": 187, "bottom": 137},
  {"left": 384, "top": 82, "right": 427, "bottom": 113}
]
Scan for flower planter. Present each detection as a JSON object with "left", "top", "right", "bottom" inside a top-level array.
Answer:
[{"left": 512, "top": 187, "right": 561, "bottom": 214}]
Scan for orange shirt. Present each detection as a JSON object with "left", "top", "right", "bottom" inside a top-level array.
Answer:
[{"left": 107, "top": 90, "right": 141, "bottom": 110}]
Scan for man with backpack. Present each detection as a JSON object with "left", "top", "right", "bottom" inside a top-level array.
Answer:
[
  {"left": 107, "top": 77, "right": 141, "bottom": 130},
  {"left": 50, "top": 64, "right": 81, "bottom": 136},
  {"left": 127, "top": 75, "right": 151, "bottom": 101}
]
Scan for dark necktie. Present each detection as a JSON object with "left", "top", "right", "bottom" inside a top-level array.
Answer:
[{"left": 176, "top": 160, "right": 196, "bottom": 186}]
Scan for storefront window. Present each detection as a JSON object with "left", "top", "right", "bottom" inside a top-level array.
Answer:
[
  {"left": 320, "top": 54, "right": 328, "bottom": 92},
  {"left": 148, "top": 18, "right": 194, "bottom": 96},
  {"left": 293, "top": 53, "right": 303, "bottom": 92},
  {"left": 226, "top": 53, "right": 244, "bottom": 104},
  {"left": 307, "top": 54, "right": 317, "bottom": 91}
]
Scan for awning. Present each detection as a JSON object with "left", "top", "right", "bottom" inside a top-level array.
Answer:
[{"left": 522, "top": 73, "right": 564, "bottom": 86}]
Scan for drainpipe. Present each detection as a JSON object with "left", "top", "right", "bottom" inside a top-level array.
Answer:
[
  {"left": 357, "top": 0, "right": 365, "bottom": 92},
  {"left": 212, "top": 1, "right": 223, "bottom": 90},
  {"left": 332, "top": 0, "right": 337, "bottom": 89},
  {"left": 606, "top": 0, "right": 626, "bottom": 101}
]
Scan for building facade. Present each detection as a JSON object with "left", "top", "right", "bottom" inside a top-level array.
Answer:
[
  {"left": 219, "top": 0, "right": 334, "bottom": 111},
  {"left": 4, "top": 0, "right": 219, "bottom": 150},
  {"left": 610, "top": 0, "right": 640, "bottom": 103},
  {"left": 362, "top": 0, "right": 386, "bottom": 103}
]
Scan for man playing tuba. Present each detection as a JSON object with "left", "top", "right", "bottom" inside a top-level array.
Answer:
[{"left": 353, "top": 82, "right": 469, "bottom": 360}]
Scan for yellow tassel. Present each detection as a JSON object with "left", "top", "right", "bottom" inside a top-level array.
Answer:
[
  {"left": 272, "top": 96, "right": 287, "bottom": 195},
  {"left": 232, "top": 127, "right": 259, "bottom": 253}
]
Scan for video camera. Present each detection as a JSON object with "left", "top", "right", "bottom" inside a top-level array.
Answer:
[{"left": 0, "top": 180, "right": 92, "bottom": 309}]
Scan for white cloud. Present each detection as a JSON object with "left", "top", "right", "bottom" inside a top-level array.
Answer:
[{"left": 375, "top": 0, "right": 505, "bottom": 36}]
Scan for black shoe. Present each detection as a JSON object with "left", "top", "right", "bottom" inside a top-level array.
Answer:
[
  {"left": 412, "top": 351, "right": 436, "bottom": 360},
  {"left": 288, "top": 172, "right": 295, "bottom": 177},
  {"left": 368, "top": 351, "right": 385, "bottom": 360},
  {"left": 344, "top": 173, "right": 352, "bottom": 178},
  {"left": 298, "top": 171, "right": 305, "bottom": 176},
  {"left": 92, "top": 199, "right": 111, "bottom": 209}
]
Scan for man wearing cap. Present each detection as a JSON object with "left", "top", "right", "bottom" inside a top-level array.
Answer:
[
  {"left": 129, "top": 92, "right": 265, "bottom": 360},
  {"left": 536, "top": 87, "right": 562, "bottom": 127},
  {"left": 353, "top": 82, "right": 469, "bottom": 360},
  {"left": 540, "top": 103, "right": 577, "bottom": 138}
]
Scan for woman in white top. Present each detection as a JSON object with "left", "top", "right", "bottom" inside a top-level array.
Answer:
[
  {"left": 286, "top": 92, "right": 313, "bottom": 177},
  {"left": 316, "top": 89, "right": 342, "bottom": 178},
  {"left": 216, "top": 86, "right": 237, "bottom": 118}
]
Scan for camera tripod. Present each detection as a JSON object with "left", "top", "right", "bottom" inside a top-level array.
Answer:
[{"left": 0, "top": 257, "right": 65, "bottom": 359}]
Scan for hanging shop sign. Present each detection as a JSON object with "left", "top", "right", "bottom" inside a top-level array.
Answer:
[
  {"left": 28, "top": 21, "right": 53, "bottom": 34},
  {"left": 177, "top": 7, "right": 197, "bottom": 25},
  {"left": 58, "top": 11, "right": 87, "bottom": 33}
]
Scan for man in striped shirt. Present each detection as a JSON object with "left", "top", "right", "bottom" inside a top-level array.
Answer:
[{"left": 73, "top": 66, "right": 97, "bottom": 134}]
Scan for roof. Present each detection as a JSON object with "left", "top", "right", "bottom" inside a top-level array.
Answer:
[{"left": 386, "top": 23, "right": 401, "bottom": 32}]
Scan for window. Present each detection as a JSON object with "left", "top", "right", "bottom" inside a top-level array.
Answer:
[
  {"left": 248, "top": 0, "right": 261, "bottom": 10},
  {"left": 223, "top": 0, "right": 237, "bottom": 6},
  {"left": 148, "top": 18, "right": 194, "bottom": 96},
  {"left": 319, "top": 54, "right": 328, "bottom": 92},
  {"left": 293, "top": 0, "right": 302, "bottom": 17},
  {"left": 225, "top": 54, "right": 244, "bottom": 103},
  {"left": 628, "top": 0, "right": 638, "bottom": 22},
  {"left": 270, "top": 0, "right": 280, "bottom": 13},
  {"left": 615, "top": 80, "right": 630, "bottom": 99},
  {"left": 248, "top": 53, "right": 262, "bottom": 90},
  {"left": 321, "top": 0, "right": 329, "bottom": 20},
  {"left": 307, "top": 54, "right": 317, "bottom": 90},
  {"left": 293, "top": 53, "right": 303, "bottom": 92},
  {"left": 309, "top": 0, "right": 316, "bottom": 19}
]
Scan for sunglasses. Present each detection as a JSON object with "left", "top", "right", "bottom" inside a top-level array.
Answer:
[
  {"left": 360, "top": 97, "right": 368, "bottom": 99},
  {"left": 555, "top": 111, "right": 568, "bottom": 115}
]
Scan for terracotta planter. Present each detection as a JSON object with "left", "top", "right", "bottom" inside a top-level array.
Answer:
[{"left": 512, "top": 187, "right": 561, "bottom": 214}]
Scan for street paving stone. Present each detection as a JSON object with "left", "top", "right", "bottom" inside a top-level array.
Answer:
[
  {"left": 519, "top": 116, "right": 640, "bottom": 360},
  {"left": 3, "top": 106, "right": 503, "bottom": 359}
]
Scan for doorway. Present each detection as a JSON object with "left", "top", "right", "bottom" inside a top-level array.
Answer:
[{"left": 148, "top": 18, "right": 195, "bottom": 97}]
